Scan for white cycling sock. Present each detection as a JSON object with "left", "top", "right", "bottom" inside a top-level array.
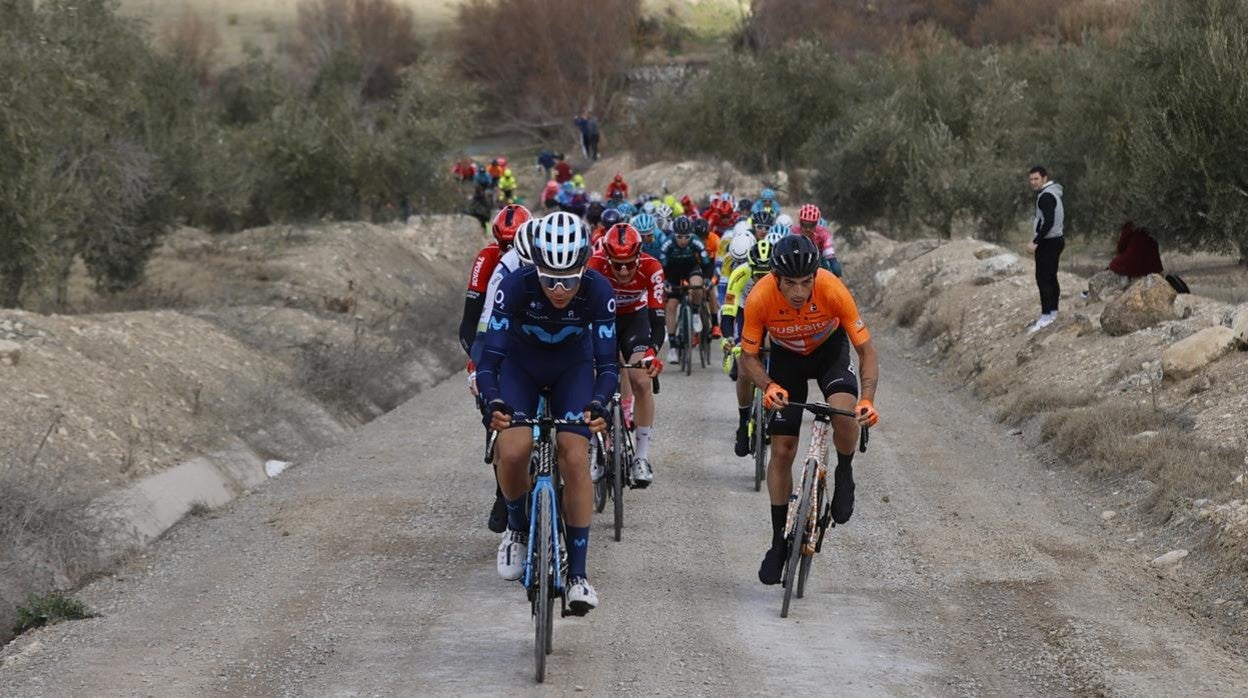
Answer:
[{"left": 635, "top": 426, "right": 652, "bottom": 461}]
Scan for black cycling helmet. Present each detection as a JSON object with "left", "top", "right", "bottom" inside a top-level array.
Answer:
[
  {"left": 585, "top": 201, "right": 605, "bottom": 226},
  {"left": 692, "top": 217, "right": 709, "bottom": 236},
  {"left": 752, "top": 210, "right": 776, "bottom": 228},
  {"left": 672, "top": 215, "right": 694, "bottom": 236},
  {"left": 770, "top": 234, "right": 820, "bottom": 278},
  {"left": 601, "top": 208, "right": 622, "bottom": 228},
  {"left": 737, "top": 198, "right": 753, "bottom": 213}
]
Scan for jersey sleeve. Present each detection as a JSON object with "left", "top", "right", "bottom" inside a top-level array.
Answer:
[
  {"left": 821, "top": 271, "right": 871, "bottom": 346},
  {"left": 475, "top": 272, "right": 519, "bottom": 404},
  {"left": 644, "top": 257, "right": 665, "bottom": 310},
  {"left": 740, "top": 276, "right": 772, "bottom": 355},
  {"left": 589, "top": 277, "right": 620, "bottom": 406}
]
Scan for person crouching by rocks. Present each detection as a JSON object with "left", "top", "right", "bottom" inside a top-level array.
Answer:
[
  {"left": 1086, "top": 221, "right": 1164, "bottom": 301},
  {"left": 1027, "top": 165, "right": 1065, "bottom": 333}
]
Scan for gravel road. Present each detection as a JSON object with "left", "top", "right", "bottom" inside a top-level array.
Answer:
[{"left": 2, "top": 332, "right": 1246, "bottom": 697}]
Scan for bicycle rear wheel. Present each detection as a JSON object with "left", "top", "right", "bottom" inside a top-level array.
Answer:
[
  {"left": 698, "top": 310, "right": 711, "bottom": 369},
  {"left": 796, "top": 478, "right": 824, "bottom": 599},
  {"left": 780, "top": 459, "right": 816, "bottom": 618},
  {"left": 592, "top": 439, "right": 607, "bottom": 513},
  {"left": 612, "top": 404, "right": 625, "bottom": 542},
  {"left": 752, "top": 392, "right": 765, "bottom": 492},
  {"left": 680, "top": 305, "right": 692, "bottom": 376},
  {"left": 534, "top": 491, "right": 552, "bottom": 682}
]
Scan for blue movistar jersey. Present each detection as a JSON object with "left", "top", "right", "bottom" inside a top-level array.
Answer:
[{"left": 477, "top": 266, "right": 619, "bottom": 407}]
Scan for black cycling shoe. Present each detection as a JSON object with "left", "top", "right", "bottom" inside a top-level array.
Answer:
[
  {"left": 487, "top": 493, "right": 508, "bottom": 533},
  {"left": 831, "top": 466, "right": 855, "bottom": 525},
  {"left": 734, "top": 423, "right": 750, "bottom": 458},
  {"left": 758, "top": 545, "right": 787, "bottom": 585}
]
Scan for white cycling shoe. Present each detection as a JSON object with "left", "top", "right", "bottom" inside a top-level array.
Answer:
[
  {"left": 631, "top": 457, "right": 653, "bottom": 488},
  {"left": 666, "top": 347, "right": 679, "bottom": 363},
  {"left": 496, "top": 529, "right": 527, "bottom": 581},
  {"left": 567, "top": 577, "right": 598, "bottom": 615}
]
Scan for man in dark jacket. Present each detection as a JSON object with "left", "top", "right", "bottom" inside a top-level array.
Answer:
[
  {"left": 1027, "top": 165, "right": 1065, "bottom": 333},
  {"left": 574, "top": 111, "right": 601, "bottom": 161}
]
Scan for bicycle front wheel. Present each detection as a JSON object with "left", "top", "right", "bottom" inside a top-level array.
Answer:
[
  {"left": 592, "top": 440, "right": 607, "bottom": 513},
  {"left": 780, "top": 459, "right": 816, "bottom": 618},
  {"left": 680, "top": 304, "right": 692, "bottom": 376},
  {"left": 612, "top": 404, "right": 625, "bottom": 542},
  {"left": 534, "top": 490, "right": 552, "bottom": 682},
  {"left": 796, "top": 478, "right": 824, "bottom": 598}
]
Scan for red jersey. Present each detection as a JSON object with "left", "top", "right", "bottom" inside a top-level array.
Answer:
[
  {"left": 587, "top": 253, "right": 665, "bottom": 315},
  {"left": 554, "top": 161, "right": 573, "bottom": 183},
  {"left": 606, "top": 179, "right": 629, "bottom": 199},
  {"left": 466, "top": 243, "right": 503, "bottom": 298}
]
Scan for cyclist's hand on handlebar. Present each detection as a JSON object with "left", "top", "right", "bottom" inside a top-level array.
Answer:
[
  {"left": 855, "top": 398, "right": 879, "bottom": 427},
  {"left": 485, "top": 399, "right": 513, "bottom": 431},
  {"left": 762, "top": 382, "right": 789, "bottom": 410},
  {"left": 583, "top": 401, "right": 608, "bottom": 434},
  {"left": 642, "top": 347, "right": 663, "bottom": 377},
  {"left": 720, "top": 337, "right": 733, "bottom": 354},
  {"left": 466, "top": 360, "right": 479, "bottom": 397}
]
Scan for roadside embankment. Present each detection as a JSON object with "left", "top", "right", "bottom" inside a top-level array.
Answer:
[{"left": 1, "top": 215, "right": 482, "bottom": 642}]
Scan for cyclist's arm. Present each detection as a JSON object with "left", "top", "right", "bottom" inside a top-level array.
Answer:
[
  {"left": 827, "top": 272, "right": 877, "bottom": 402},
  {"left": 855, "top": 339, "right": 879, "bottom": 403},
  {"left": 475, "top": 277, "right": 520, "bottom": 405},
  {"left": 589, "top": 278, "right": 620, "bottom": 405},
  {"left": 458, "top": 249, "right": 496, "bottom": 355},
  {"left": 737, "top": 289, "right": 773, "bottom": 388},
  {"left": 645, "top": 261, "right": 667, "bottom": 348},
  {"left": 719, "top": 266, "right": 749, "bottom": 337}
]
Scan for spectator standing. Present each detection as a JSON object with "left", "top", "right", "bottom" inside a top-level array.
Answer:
[
  {"left": 537, "top": 150, "right": 557, "bottom": 181},
  {"left": 554, "top": 154, "right": 574, "bottom": 184},
  {"left": 574, "top": 111, "right": 601, "bottom": 161},
  {"left": 1027, "top": 165, "right": 1065, "bottom": 333}
]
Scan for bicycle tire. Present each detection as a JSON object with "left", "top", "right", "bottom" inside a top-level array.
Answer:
[
  {"left": 680, "top": 304, "right": 692, "bottom": 376},
  {"left": 592, "top": 440, "right": 607, "bottom": 513},
  {"left": 780, "top": 459, "right": 816, "bottom": 618},
  {"left": 796, "top": 478, "right": 823, "bottom": 598},
  {"left": 752, "top": 392, "right": 765, "bottom": 492},
  {"left": 612, "top": 404, "right": 625, "bottom": 541},
  {"left": 534, "top": 489, "right": 551, "bottom": 682}
]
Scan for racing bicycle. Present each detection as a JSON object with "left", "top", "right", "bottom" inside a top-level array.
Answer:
[{"left": 592, "top": 362, "right": 660, "bottom": 542}]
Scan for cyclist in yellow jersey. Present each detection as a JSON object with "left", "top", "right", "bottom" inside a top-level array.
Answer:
[{"left": 721, "top": 238, "right": 774, "bottom": 455}]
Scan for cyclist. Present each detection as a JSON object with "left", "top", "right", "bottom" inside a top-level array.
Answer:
[
  {"left": 478, "top": 211, "right": 617, "bottom": 615},
  {"left": 694, "top": 217, "right": 725, "bottom": 338},
  {"left": 721, "top": 225, "right": 754, "bottom": 281},
  {"left": 792, "top": 204, "right": 842, "bottom": 277},
  {"left": 720, "top": 238, "right": 772, "bottom": 455},
  {"left": 736, "top": 235, "right": 879, "bottom": 586},
  {"left": 606, "top": 174, "right": 629, "bottom": 201},
  {"left": 633, "top": 212, "right": 666, "bottom": 262},
  {"left": 591, "top": 208, "right": 623, "bottom": 252},
  {"left": 661, "top": 216, "right": 713, "bottom": 363},
  {"left": 458, "top": 204, "right": 532, "bottom": 532},
  {"left": 752, "top": 188, "right": 782, "bottom": 217},
  {"left": 587, "top": 223, "right": 666, "bottom": 486}
]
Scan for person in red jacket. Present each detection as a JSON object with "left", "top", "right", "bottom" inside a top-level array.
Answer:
[
  {"left": 606, "top": 174, "right": 629, "bottom": 200},
  {"left": 554, "top": 154, "right": 574, "bottom": 184},
  {"left": 1108, "top": 221, "right": 1164, "bottom": 279},
  {"left": 587, "top": 223, "right": 665, "bottom": 487}
]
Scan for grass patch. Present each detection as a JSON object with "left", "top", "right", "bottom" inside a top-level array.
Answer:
[
  {"left": 999, "top": 388, "right": 1097, "bottom": 426},
  {"left": 1040, "top": 404, "right": 1239, "bottom": 514},
  {"left": 12, "top": 592, "right": 94, "bottom": 635},
  {"left": 974, "top": 365, "right": 1013, "bottom": 399}
]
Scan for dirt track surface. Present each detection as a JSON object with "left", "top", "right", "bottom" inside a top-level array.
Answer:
[{"left": 3, "top": 333, "right": 1246, "bottom": 697}]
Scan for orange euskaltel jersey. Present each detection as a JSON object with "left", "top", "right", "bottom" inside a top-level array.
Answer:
[{"left": 741, "top": 269, "right": 870, "bottom": 355}]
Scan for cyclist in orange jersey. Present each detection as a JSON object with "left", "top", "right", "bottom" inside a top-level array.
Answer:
[{"left": 737, "top": 235, "right": 880, "bottom": 586}]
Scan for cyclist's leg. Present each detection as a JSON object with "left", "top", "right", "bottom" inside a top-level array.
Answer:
[
  {"left": 816, "top": 333, "right": 861, "bottom": 524},
  {"left": 664, "top": 282, "right": 679, "bottom": 338},
  {"left": 688, "top": 273, "right": 704, "bottom": 308},
  {"left": 756, "top": 345, "right": 815, "bottom": 582},
  {"left": 493, "top": 357, "right": 540, "bottom": 579},
  {"left": 549, "top": 358, "right": 597, "bottom": 597}
]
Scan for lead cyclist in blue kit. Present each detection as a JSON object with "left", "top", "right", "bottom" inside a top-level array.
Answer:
[{"left": 475, "top": 211, "right": 619, "bottom": 615}]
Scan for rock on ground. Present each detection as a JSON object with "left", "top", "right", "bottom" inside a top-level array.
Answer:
[
  {"left": 1087, "top": 269, "right": 1129, "bottom": 302},
  {"left": 1162, "top": 326, "right": 1237, "bottom": 379},
  {"left": 1232, "top": 305, "right": 1248, "bottom": 349},
  {"left": 1100, "top": 274, "right": 1177, "bottom": 336}
]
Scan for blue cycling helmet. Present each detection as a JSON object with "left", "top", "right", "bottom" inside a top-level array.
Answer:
[
  {"left": 601, "top": 208, "right": 622, "bottom": 228},
  {"left": 616, "top": 202, "right": 637, "bottom": 217},
  {"left": 561, "top": 181, "right": 574, "bottom": 192},
  {"left": 631, "top": 213, "right": 657, "bottom": 234},
  {"left": 760, "top": 188, "right": 776, "bottom": 201},
  {"left": 765, "top": 222, "right": 789, "bottom": 245}
]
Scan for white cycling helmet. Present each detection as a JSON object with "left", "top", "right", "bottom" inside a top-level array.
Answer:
[
  {"left": 732, "top": 220, "right": 751, "bottom": 238},
  {"left": 642, "top": 201, "right": 657, "bottom": 215},
  {"left": 765, "top": 228, "right": 787, "bottom": 245},
  {"left": 514, "top": 219, "right": 539, "bottom": 266},
  {"left": 654, "top": 202, "right": 673, "bottom": 220},
  {"left": 775, "top": 213, "right": 794, "bottom": 229},
  {"left": 728, "top": 232, "right": 753, "bottom": 261},
  {"left": 534, "top": 212, "right": 589, "bottom": 272}
]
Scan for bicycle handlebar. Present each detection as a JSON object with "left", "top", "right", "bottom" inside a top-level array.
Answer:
[
  {"left": 483, "top": 418, "right": 606, "bottom": 463},
  {"left": 620, "top": 360, "right": 662, "bottom": 394},
  {"left": 784, "top": 401, "right": 870, "bottom": 453}
]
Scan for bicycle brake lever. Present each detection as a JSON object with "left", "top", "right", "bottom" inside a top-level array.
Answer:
[{"left": 859, "top": 425, "right": 869, "bottom": 453}]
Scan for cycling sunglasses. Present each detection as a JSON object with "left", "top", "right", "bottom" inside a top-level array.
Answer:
[
  {"left": 609, "top": 258, "right": 638, "bottom": 271},
  {"left": 675, "top": 233, "right": 693, "bottom": 240},
  {"left": 537, "top": 270, "right": 583, "bottom": 292}
]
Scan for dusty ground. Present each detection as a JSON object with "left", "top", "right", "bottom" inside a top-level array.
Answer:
[{"left": 3, "top": 331, "right": 1247, "bottom": 695}]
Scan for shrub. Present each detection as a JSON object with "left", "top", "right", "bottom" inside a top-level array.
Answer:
[
  {"left": 287, "top": 0, "right": 422, "bottom": 100},
  {"left": 12, "top": 592, "right": 94, "bottom": 635}
]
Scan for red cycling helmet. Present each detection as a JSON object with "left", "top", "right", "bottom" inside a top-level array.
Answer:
[
  {"left": 603, "top": 223, "right": 641, "bottom": 260},
  {"left": 798, "top": 203, "right": 822, "bottom": 224},
  {"left": 492, "top": 204, "right": 532, "bottom": 245}
]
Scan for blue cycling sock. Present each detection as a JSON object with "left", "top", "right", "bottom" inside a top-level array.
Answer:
[
  {"left": 566, "top": 525, "right": 590, "bottom": 579},
  {"left": 505, "top": 496, "right": 528, "bottom": 533}
]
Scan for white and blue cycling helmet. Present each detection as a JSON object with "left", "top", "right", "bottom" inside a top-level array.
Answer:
[
  {"left": 514, "top": 218, "right": 539, "bottom": 267},
  {"left": 535, "top": 212, "right": 589, "bottom": 272},
  {"left": 631, "top": 213, "right": 657, "bottom": 235}
]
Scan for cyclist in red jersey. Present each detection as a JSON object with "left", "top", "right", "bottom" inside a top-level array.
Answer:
[
  {"left": 458, "top": 204, "right": 532, "bottom": 532},
  {"left": 587, "top": 223, "right": 666, "bottom": 485}
]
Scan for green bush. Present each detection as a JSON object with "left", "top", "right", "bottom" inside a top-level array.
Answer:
[{"left": 13, "top": 592, "right": 94, "bottom": 635}]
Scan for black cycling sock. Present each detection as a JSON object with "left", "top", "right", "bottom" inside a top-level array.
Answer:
[
  {"left": 832, "top": 455, "right": 855, "bottom": 525},
  {"left": 738, "top": 405, "right": 751, "bottom": 429},
  {"left": 837, "top": 452, "right": 854, "bottom": 471},
  {"left": 770, "top": 504, "right": 787, "bottom": 550}
]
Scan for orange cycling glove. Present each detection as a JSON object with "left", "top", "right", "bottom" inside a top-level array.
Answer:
[
  {"left": 762, "top": 382, "right": 789, "bottom": 410},
  {"left": 855, "top": 398, "right": 879, "bottom": 427}
]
